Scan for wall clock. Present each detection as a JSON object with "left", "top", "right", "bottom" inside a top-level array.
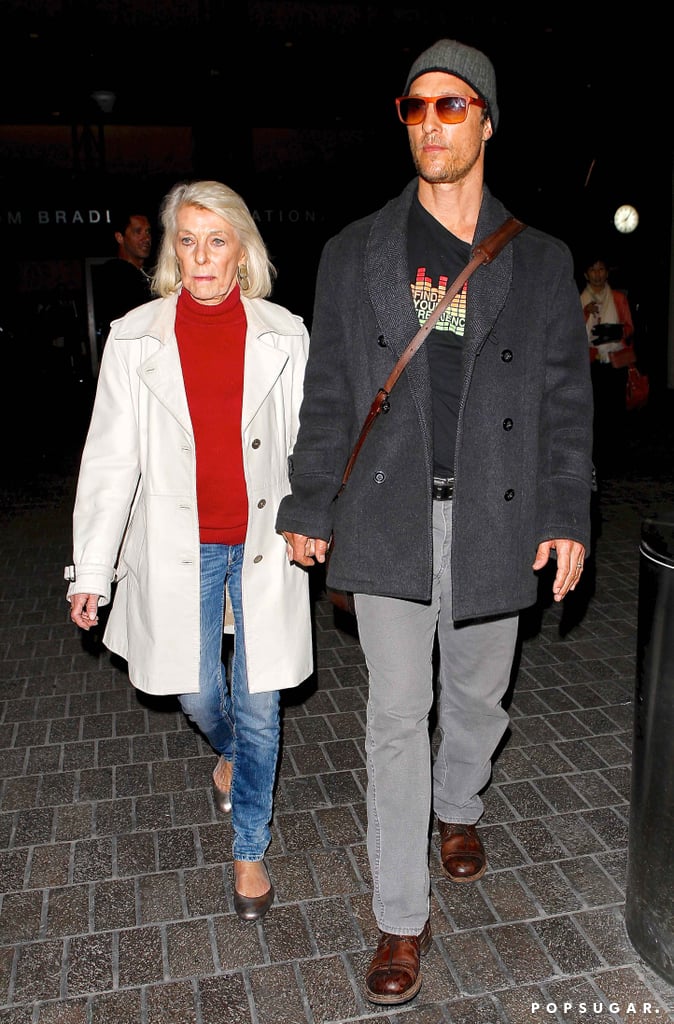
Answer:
[{"left": 614, "top": 204, "right": 639, "bottom": 233}]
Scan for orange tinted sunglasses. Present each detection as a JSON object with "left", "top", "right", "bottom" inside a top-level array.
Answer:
[{"left": 396, "top": 94, "right": 486, "bottom": 125}]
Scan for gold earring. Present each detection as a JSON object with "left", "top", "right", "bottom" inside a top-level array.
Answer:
[{"left": 237, "top": 263, "right": 250, "bottom": 291}]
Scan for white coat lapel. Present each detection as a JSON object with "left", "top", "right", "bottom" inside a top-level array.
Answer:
[
  {"left": 241, "top": 306, "right": 289, "bottom": 429},
  {"left": 138, "top": 336, "right": 193, "bottom": 435},
  {"left": 115, "top": 292, "right": 193, "bottom": 436}
]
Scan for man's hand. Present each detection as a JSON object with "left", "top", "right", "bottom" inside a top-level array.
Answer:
[
  {"left": 280, "top": 533, "right": 330, "bottom": 567},
  {"left": 533, "top": 539, "right": 586, "bottom": 602}
]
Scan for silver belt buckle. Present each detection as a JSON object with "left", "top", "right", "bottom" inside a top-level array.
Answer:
[{"left": 432, "top": 476, "right": 454, "bottom": 501}]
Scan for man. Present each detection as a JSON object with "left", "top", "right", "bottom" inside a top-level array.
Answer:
[
  {"left": 276, "top": 38, "right": 592, "bottom": 1006},
  {"left": 93, "top": 207, "right": 153, "bottom": 342}
]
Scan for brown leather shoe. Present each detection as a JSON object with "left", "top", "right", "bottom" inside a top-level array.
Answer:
[
  {"left": 438, "top": 820, "right": 487, "bottom": 882},
  {"left": 364, "top": 919, "right": 431, "bottom": 1005}
]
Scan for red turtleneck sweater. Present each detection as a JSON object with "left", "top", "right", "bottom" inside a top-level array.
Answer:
[{"left": 176, "top": 286, "right": 248, "bottom": 544}]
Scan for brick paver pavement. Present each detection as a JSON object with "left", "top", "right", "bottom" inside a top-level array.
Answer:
[{"left": 2, "top": 400, "right": 674, "bottom": 1024}]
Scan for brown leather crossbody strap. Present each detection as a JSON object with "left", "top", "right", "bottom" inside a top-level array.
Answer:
[{"left": 336, "top": 215, "right": 526, "bottom": 496}]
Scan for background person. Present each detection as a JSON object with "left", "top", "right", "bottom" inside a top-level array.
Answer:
[
  {"left": 66, "top": 179, "right": 313, "bottom": 923},
  {"left": 93, "top": 205, "right": 154, "bottom": 346},
  {"left": 580, "top": 254, "right": 635, "bottom": 475},
  {"left": 276, "top": 38, "right": 593, "bottom": 1005}
]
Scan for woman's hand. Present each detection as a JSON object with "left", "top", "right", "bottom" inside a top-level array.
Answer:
[
  {"left": 69, "top": 593, "right": 101, "bottom": 630},
  {"left": 280, "top": 533, "right": 330, "bottom": 567}
]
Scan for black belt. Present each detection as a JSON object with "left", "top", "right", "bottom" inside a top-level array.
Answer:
[{"left": 433, "top": 476, "right": 454, "bottom": 501}]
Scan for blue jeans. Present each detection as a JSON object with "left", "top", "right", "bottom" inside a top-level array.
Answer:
[
  {"left": 178, "top": 543, "right": 280, "bottom": 862},
  {"left": 355, "top": 500, "right": 518, "bottom": 934}
]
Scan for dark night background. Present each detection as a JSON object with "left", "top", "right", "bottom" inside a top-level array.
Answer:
[{"left": 0, "top": 3, "right": 670, "bottom": 406}]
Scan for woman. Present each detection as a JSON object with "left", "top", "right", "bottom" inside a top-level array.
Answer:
[
  {"left": 580, "top": 255, "right": 635, "bottom": 475},
  {"left": 581, "top": 256, "right": 634, "bottom": 357},
  {"left": 66, "top": 180, "right": 313, "bottom": 923}
]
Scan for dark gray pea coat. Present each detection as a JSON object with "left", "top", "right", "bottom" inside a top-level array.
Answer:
[{"left": 276, "top": 181, "right": 593, "bottom": 621}]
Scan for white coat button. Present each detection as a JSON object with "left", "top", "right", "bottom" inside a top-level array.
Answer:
[
  {"left": 251, "top": 438, "right": 261, "bottom": 449},
  {"left": 257, "top": 499, "right": 266, "bottom": 508},
  {"left": 253, "top": 555, "right": 263, "bottom": 563}
]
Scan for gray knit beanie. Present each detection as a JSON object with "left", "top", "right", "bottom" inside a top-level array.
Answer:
[{"left": 404, "top": 39, "right": 499, "bottom": 132}]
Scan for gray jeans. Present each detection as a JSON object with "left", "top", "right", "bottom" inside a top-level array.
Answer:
[{"left": 354, "top": 499, "right": 518, "bottom": 935}]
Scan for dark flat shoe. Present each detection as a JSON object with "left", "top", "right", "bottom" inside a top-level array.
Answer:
[
  {"left": 212, "top": 777, "right": 232, "bottom": 813},
  {"left": 212, "top": 756, "right": 232, "bottom": 813},
  {"left": 233, "top": 884, "right": 274, "bottom": 923}
]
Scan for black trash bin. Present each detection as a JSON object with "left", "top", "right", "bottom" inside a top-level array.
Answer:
[{"left": 625, "top": 508, "right": 674, "bottom": 983}]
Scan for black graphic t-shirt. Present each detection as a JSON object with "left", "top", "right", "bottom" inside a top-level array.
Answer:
[{"left": 408, "top": 195, "right": 470, "bottom": 477}]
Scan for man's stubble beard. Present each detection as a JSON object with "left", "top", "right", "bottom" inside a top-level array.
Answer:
[{"left": 410, "top": 139, "right": 483, "bottom": 186}]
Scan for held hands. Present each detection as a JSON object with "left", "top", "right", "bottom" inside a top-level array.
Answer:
[
  {"left": 533, "top": 540, "right": 586, "bottom": 602},
  {"left": 281, "top": 533, "right": 330, "bottom": 567},
  {"left": 69, "top": 593, "right": 101, "bottom": 630}
]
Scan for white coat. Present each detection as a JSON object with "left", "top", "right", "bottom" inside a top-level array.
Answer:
[{"left": 66, "top": 291, "right": 313, "bottom": 696}]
